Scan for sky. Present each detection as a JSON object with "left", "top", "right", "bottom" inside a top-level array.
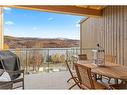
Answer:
[{"left": 4, "top": 7, "right": 84, "bottom": 40}]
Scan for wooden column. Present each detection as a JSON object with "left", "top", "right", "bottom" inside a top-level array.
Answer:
[{"left": 0, "top": 7, "right": 3, "bottom": 50}]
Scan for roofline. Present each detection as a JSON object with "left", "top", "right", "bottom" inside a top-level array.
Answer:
[{"left": 79, "top": 17, "right": 89, "bottom": 24}]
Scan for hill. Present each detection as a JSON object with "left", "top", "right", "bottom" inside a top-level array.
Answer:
[{"left": 4, "top": 36, "right": 80, "bottom": 49}]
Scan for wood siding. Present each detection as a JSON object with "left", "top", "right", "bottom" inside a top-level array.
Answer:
[{"left": 80, "top": 6, "right": 127, "bottom": 65}]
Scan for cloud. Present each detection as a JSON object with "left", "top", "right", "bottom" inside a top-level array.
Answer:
[
  {"left": 48, "top": 17, "right": 54, "bottom": 21},
  {"left": 5, "top": 21, "right": 14, "bottom": 25},
  {"left": 4, "top": 7, "right": 11, "bottom": 11}
]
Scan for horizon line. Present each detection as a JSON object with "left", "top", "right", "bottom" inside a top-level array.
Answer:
[{"left": 4, "top": 35, "right": 80, "bottom": 40}]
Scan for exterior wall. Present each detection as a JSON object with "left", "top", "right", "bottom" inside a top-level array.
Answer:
[
  {"left": 80, "top": 6, "right": 127, "bottom": 65},
  {"left": 80, "top": 18, "right": 98, "bottom": 49},
  {"left": 0, "top": 7, "right": 3, "bottom": 50}
]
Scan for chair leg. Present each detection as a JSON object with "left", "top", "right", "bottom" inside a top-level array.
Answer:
[
  {"left": 114, "top": 79, "right": 119, "bottom": 84},
  {"left": 67, "top": 77, "right": 78, "bottom": 83},
  {"left": 67, "top": 77, "right": 73, "bottom": 83},
  {"left": 69, "top": 83, "right": 77, "bottom": 90},
  {"left": 99, "top": 75, "right": 103, "bottom": 82},
  {"left": 108, "top": 78, "right": 111, "bottom": 84},
  {"left": 93, "top": 74, "right": 102, "bottom": 82},
  {"left": 73, "top": 80, "right": 82, "bottom": 89},
  {"left": 68, "top": 78, "right": 81, "bottom": 89}
]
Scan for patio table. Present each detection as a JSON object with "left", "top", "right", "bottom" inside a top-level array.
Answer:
[{"left": 77, "top": 61, "right": 127, "bottom": 82}]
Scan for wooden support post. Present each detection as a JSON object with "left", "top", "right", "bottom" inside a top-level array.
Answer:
[{"left": 0, "top": 7, "right": 3, "bottom": 50}]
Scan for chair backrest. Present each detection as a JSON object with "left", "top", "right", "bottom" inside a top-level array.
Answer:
[
  {"left": 74, "top": 63, "right": 95, "bottom": 89},
  {"left": 65, "top": 60, "right": 74, "bottom": 78},
  {"left": 78, "top": 54, "right": 87, "bottom": 60},
  {"left": 71, "top": 56, "right": 78, "bottom": 64},
  {"left": 105, "top": 55, "right": 116, "bottom": 63}
]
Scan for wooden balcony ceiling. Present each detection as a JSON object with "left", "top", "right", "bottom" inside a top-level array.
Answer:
[
  {"left": 10, "top": 5, "right": 105, "bottom": 16},
  {"left": 76, "top": 5, "right": 105, "bottom": 10}
]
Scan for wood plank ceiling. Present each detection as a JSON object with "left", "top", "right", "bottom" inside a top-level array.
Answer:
[{"left": 8, "top": 5, "right": 105, "bottom": 16}]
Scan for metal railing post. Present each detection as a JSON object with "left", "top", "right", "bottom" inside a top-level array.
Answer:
[
  {"left": 47, "top": 49, "right": 49, "bottom": 72},
  {"left": 26, "top": 49, "right": 28, "bottom": 74}
]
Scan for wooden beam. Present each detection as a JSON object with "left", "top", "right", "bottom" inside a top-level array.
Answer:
[{"left": 10, "top": 5, "right": 103, "bottom": 16}]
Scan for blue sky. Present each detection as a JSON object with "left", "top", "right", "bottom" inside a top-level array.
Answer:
[{"left": 4, "top": 7, "right": 84, "bottom": 40}]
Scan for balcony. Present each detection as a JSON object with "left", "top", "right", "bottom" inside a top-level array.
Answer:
[
  {"left": 7, "top": 48, "right": 81, "bottom": 89},
  {"left": 1, "top": 5, "right": 127, "bottom": 90},
  {"left": 8, "top": 48, "right": 102, "bottom": 89}
]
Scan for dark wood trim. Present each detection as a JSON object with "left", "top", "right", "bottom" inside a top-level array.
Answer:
[{"left": 9, "top": 5, "right": 103, "bottom": 16}]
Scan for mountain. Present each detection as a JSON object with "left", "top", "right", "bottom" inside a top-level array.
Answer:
[{"left": 4, "top": 36, "right": 80, "bottom": 49}]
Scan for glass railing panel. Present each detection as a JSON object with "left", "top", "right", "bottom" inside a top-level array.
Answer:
[{"left": 9, "top": 47, "right": 100, "bottom": 74}]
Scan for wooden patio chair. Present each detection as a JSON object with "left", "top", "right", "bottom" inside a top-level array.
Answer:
[
  {"left": 105, "top": 55, "right": 116, "bottom": 83},
  {"left": 97, "top": 55, "right": 116, "bottom": 83},
  {"left": 65, "top": 60, "right": 81, "bottom": 89},
  {"left": 78, "top": 54, "right": 87, "bottom": 60},
  {"left": 74, "top": 63, "right": 109, "bottom": 89},
  {"left": 109, "top": 81, "right": 127, "bottom": 89},
  {"left": 105, "top": 55, "right": 116, "bottom": 64}
]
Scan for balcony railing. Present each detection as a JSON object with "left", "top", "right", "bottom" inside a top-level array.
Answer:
[{"left": 9, "top": 48, "right": 100, "bottom": 74}]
